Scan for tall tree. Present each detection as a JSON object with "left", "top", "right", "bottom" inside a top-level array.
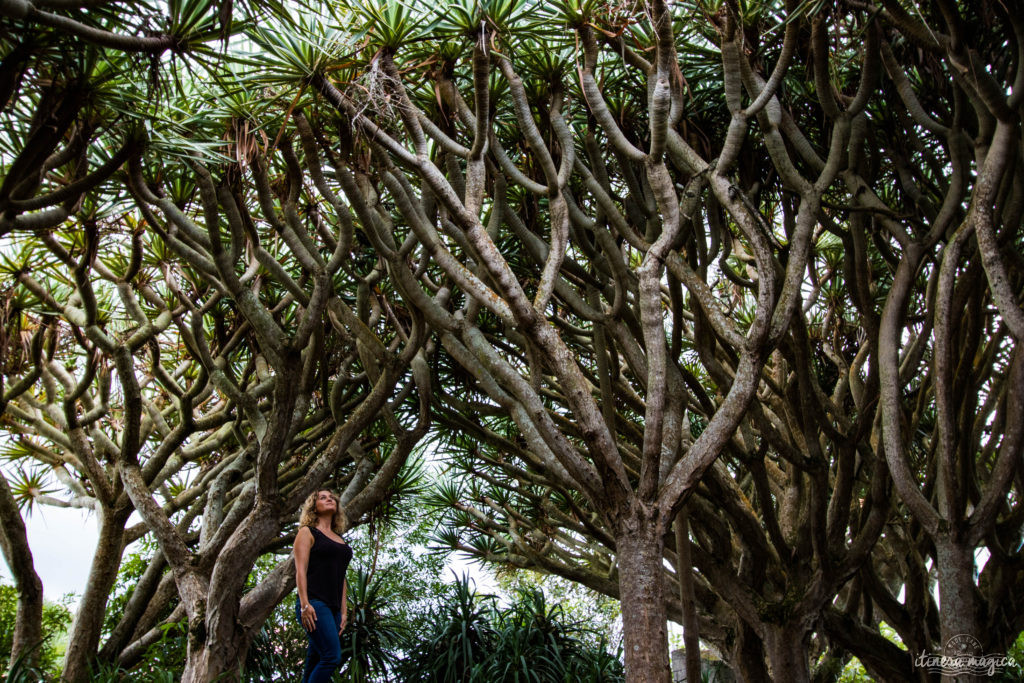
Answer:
[
  {"left": 3, "top": 1, "right": 1023, "bottom": 681},
  {"left": 0, "top": 5, "right": 223, "bottom": 673},
  {"left": 1, "top": 11, "right": 433, "bottom": 683},
  {"left": 417, "top": 1, "right": 1024, "bottom": 680},
  {"left": 1, "top": 140, "right": 434, "bottom": 682},
  {"left": 265, "top": 0, "right": 859, "bottom": 678}
]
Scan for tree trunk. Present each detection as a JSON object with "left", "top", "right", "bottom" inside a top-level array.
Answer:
[
  {"left": 61, "top": 505, "right": 130, "bottom": 683},
  {"left": 673, "top": 509, "right": 701, "bottom": 682},
  {"left": 181, "top": 506, "right": 281, "bottom": 682},
  {"left": 179, "top": 560, "right": 290, "bottom": 683},
  {"left": 180, "top": 593, "right": 253, "bottom": 682},
  {"left": 0, "top": 472, "right": 43, "bottom": 671},
  {"left": 935, "top": 538, "right": 982, "bottom": 683},
  {"left": 182, "top": 636, "right": 249, "bottom": 683},
  {"left": 97, "top": 553, "right": 169, "bottom": 661},
  {"left": 730, "top": 621, "right": 770, "bottom": 683},
  {"left": 617, "top": 515, "right": 671, "bottom": 683},
  {"left": 762, "top": 624, "right": 810, "bottom": 683},
  {"left": 178, "top": 566, "right": 250, "bottom": 683},
  {"left": 181, "top": 554, "right": 297, "bottom": 682},
  {"left": 6, "top": 572, "right": 43, "bottom": 671}
]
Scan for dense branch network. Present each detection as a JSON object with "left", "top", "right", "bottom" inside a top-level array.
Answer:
[{"left": 1, "top": 0, "right": 1023, "bottom": 681}]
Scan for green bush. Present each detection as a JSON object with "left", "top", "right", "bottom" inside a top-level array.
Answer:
[
  {"left": 0, "top": 583, "right": 72, "bottom": 680},
  {"left": 398, "top": 575, "right": 625, "bottom": 683}
]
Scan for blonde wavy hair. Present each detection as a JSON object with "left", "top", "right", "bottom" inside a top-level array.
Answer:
[{"left": 298, "top": 489, "right": 348, "bottom": 534}]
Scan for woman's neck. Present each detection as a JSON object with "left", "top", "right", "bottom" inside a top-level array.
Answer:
[{"left": 315, "top": 516, "right": 333, "bottom": 532}]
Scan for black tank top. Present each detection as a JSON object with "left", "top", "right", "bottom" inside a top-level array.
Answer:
[{"left": 306, "top": 526, "right": 353, "bottom": 610}]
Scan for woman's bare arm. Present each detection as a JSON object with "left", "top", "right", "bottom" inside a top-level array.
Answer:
[{"left": 294, "top": 527, "right": 316, "bottom": 630}]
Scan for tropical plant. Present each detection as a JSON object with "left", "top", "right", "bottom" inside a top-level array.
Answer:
[
  {"left": 2, "top": 0, "right": 1024, "bottom": 681},
  {"left": 494, "top": 570, "right": 621, "bottom": 656},
  {"left": 336, "top": 569, "right": 407, "bottom": 681},
  {"left": 398, "top": 575, "right": 498, "bottom": 682},
  {"left": 0, "top": 583, "right": 71, "bottom": 679},
  {"left": 2, "top": 648, "right": 44, "bottom": 683},
  {"left": 398, "top": 575, "right": 625, "bottom": 682},
  {"left": 483, "top": 587, "right": 624, "bottom": 682}
]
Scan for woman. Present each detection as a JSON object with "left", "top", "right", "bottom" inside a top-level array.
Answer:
[{"left": 294, "top": 489, "right": 353, "bottom": 683}]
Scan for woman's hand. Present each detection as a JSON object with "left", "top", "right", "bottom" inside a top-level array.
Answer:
[
  {"left": 339, "top": 610, "right": 348, "bottom": 635},
  {"left": 300, "top": 603, "right": 317, "bottom": 632}
]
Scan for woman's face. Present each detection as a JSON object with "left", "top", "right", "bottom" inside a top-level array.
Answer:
[{"left": 315, "top": 490, "right": 337, "bottom": 515}]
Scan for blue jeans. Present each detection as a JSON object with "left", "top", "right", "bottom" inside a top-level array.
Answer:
[{"left": 295, "top": 598, "right": 342, "bottom": 683}]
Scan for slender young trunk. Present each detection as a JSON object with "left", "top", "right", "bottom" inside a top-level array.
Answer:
[
  {"left": 6, "top": 572, "right": 42, "bottom": 671},
  {"left": 617, "top": 515, "right": 671, "bottom": 683},
  {"left": 97, "top": 553, "right": 168, "bottom": 661},
  {"left": 935, "top": 538, "right": 982, "bottom": 683},
  {"left": 0, "top": 472, "right": 43, "bottom": 670},
  {"left": 61, "top": 505, "right": 130, "bottom": 683},
  {"left": 673, "top": 510, "right": 701, "bottom": 682},
  {"left": 762, "top": 624, "right": 811, "bottom": 683}
]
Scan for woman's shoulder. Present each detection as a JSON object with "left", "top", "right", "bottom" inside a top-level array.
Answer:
[{"left": 295, "top": 525, "right": 315, "bottom": 542}]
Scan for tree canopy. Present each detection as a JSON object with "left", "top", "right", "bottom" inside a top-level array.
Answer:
[{"left": 1, "top": 0, "right": 1023, "bottom": 681}]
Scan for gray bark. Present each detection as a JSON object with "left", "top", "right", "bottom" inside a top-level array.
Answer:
[
  {"left": 61, "top": 505, "right": 131, "bottom": 683},
  {"left": 0, "top": 472, "right": 43, "bottom": 671},
  {"left": 674, "top": 510, "right": 701, "bottom": 683},
  {"left": 762, "top": 624, "right": 811, "bottom": 683},
  {"left": 617, "top": 512, "right": 671, "bottom": 683},
  {"left": 935, "top": 539, "right": 982, "bottom": 683}
]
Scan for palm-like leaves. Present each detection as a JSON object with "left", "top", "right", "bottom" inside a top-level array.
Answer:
[
  {"left": 339, "top": 0, "right": 432, "bottom": 50},
  {"left": 399, "top": 576, "right": 625, "bottom": 682},
  {"left": 398, "top": 574, "right": 497, "bottom": 682},
  {"left": 246, "top": 14, "right": 357, "bottom": 84},
  {"left": 339, "top": 568, "right": 407, "bottom": 681},
  {"left": 0, "top": 464, "right": 57, "bottom": 513},
  {"left": 432, "top": 0, "right": 537, "bottom": 39}
]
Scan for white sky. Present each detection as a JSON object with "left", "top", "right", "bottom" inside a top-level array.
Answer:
[{"left": 0, "top": 506, "right": 103, "bottom": 603}]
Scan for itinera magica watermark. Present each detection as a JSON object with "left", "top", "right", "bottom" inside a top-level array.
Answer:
[{"left": 914, "top": 634, "right": 1020, "bottom": 677}]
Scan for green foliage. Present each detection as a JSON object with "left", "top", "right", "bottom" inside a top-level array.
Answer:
[
  {"left": 2, "top": 643, "right": 50, "bottom": 683},
  {"left": 398, "top": 573, "right": 496, "bottom": 681},
  {"left": 96, "top": 544, "right": 185, "bottom": 680},
  {"left": 228, "top": 516, "right": 625, "bottom": 683},
  {"left": 999, "top": 631, "right": 1024, "bottom": 683},
  {"left": 339, "top": 0, "right": 432, "bottom": 50},
  {"left": 398, "top": 574, "right": 625, "bottom": 682},
  {"left": 486, "top": 587, "right": 624, "bottom": 682},
  {"left": 432, "top": 0, "right": 537, "bottom": 39},
  {"left": 496, "top": 571, "right": 621, "bottom": 654},
  {"left": 338, "top": 569, "right": 406, "bottom": 682},
  {"left": 0, "top": 583, "right": 72, "bottom": 680},
  {"left": 86, "top": 656, "right": 183, "bottom": 683},
  {"left": 8, "top": 0, "right": 1021, "bottom": 678},
  {"left": 134, "top": 622, "right": 188, "bottom": 680},
  {"left": 356, "top": 512, "right": 448, "bottom": 636},
  {"left": 246, "top": 13, "right": 355, "bottom": 86},
  {"left": 0, "top": 467, "right": 57, "bottom": 514}
]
